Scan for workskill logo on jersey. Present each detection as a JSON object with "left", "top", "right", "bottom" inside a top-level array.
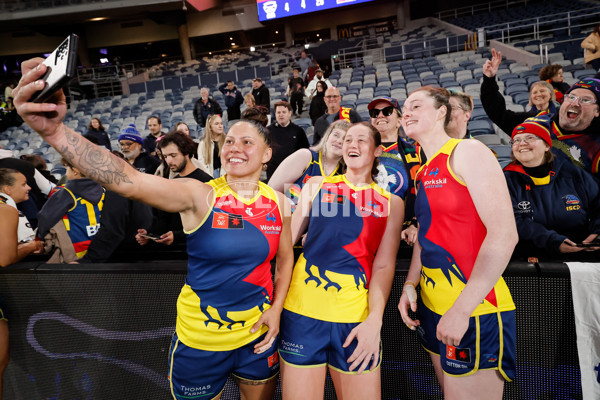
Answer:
[
  {"left": 261, "top": 213, "right": 281, "bottom": 235},
  {"left": 422, "top": 167, "right": 446, "bottom": 189},
  {"left": 360, "top": 201, "right": 383, "bottom": 218},
  {"left": 212, "top": 212, "right": 244, "bottom": 229},
  {"left": 563, "top": 194, "right": 581, "bottom": 211}
]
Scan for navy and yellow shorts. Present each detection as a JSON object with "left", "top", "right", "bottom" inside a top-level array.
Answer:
[
  {"left": 168, "top": 332, "right": 279, "bottom": 400},
  {"left": 417, "top": 299, "right": 516, "bottom": 381},
  {"left": 278, "top": 309, "right": 381, "bottom": 373}
]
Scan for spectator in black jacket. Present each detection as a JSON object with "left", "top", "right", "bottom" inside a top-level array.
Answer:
[
  {"left": 309, "top": 81, "right": 328, "bottom": 125},
  {"left": 288, "top": 68, "right": 305, "bottom": 116},
  {"left": 251, "top": 78, "right": 270, "bottom": 112},
  {"left": 266, "top": 101, "right": 310, "bottom": 179},
  {"left": 219, "top": 81, "right": 244, "bottom": 121},
  {"left": 193, "top": 88, "right": 222, "bottom": 128},
  {"left": 85, "top": 118, "right": 112, "bottom": 150},
  {"left": 143, "top": 116, "right": 165, "bottom": 156}
]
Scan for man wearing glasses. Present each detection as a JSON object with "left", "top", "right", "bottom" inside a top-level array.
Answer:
[
  {"left": 118, "top": 124, "right": 160, "bottom": 175},
  {"left": 313, "top": 87, "right": 362, "bottom": 145},
  {"left": 513, "top": 79, "right": 600, "bottom": 180}
]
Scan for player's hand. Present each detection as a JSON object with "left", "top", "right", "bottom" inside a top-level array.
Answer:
[
  {"left": 343, "top": 316, "right": 381, "bottom": 374},
  {"left": 582, "top": 234, "right": 600, "bottom": 252},
  {"left": 13, "top": 58, "right": 67, "bottom": 140},
  {"left": 482, "top": 48, "right": 502, "bottom": 78},
  {"left": 398, "top": 283, "right": 420, "bottom": 331},
  {"left": 559, "top": 238, "right": 583, "bottom": 253},
  {"left": 401, "top": 225, "right": 418, "bottom": 246},
  {"left": 436, "top": 306, "right": 469, "bottom": 347},
  {"left": 135, "top": 228, "right": 149, "bottom": 246},
  {"left": 251, "top": 307, "right": 280, "bottom": 354},
  {"left": 156, "top": 231, "right": 174, "bottom": 245}
]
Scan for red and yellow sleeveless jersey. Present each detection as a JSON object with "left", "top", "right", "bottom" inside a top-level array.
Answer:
[
  {"left": 284, "top": 175, "right": 391, "bottom": 323},
  {"left": 415, "top": 139, "right": 514, "bottom": 316},
  {"left": 176, "top": 176, "right": 283, "bottom": 351}
]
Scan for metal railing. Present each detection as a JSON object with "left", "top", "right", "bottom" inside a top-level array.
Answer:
[
  {"left": 436, "top": 0, "right": 537, "bottom": 20},
  {"left": 482, "top": 6, "right": 600, "bottom": 44},
  {"left": 331, "top": 32, "right": 479, "bottom": 68},
  {"left": 331, "top": 37, "right": 384, "bottom": 70}
]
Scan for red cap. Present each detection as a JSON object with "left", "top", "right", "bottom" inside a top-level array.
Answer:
[{"left": 511, "top": 120, "right": 552, "bottom": 147}]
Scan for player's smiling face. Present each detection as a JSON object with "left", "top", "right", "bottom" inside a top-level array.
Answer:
[
  {"left": 221, "top": 122, "right": 271, "bottom": 177},
  {"left": 325, "top": 128, "right": 345, "bottom": 158},
  {"left": 401, "top": 91, "right": 439, "bottom": 139},
  {"left": 342, "top": 124, "right": 381, "bottom": 170}
]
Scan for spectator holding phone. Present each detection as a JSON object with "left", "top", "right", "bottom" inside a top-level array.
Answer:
[{"left": 504, "top": 119, "right": 600, "bottom": 257}]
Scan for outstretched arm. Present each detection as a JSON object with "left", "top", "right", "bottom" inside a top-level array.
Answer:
[{"left": 13, "top": 58, "right": 207, "bottom": 216}]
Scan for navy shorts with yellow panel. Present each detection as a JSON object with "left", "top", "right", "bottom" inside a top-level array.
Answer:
[
  {"left": 417, "top": 299, "right": 516, "bottom": 381},
  {"left": 168, "top": 332, "right": 279, "bottom": 400},
  {"left": 278, "top": 309, "right": 380, "bottom": 373}
]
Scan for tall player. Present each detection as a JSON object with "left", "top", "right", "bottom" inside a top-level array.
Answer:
[
  {"left": 13, "top": 58, "right": 294, "bottom": 400},
  {"left": 279, "top": 122, "right": 404, "bottom": 399},
  {"left": 398, "top": 86, "right": 518, "bottom": 399}
]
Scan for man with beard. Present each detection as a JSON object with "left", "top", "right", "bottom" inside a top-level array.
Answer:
[
  {"left": 118, "top": 124, "right": 160, "bottom": 174},
  {"left": 136, "top": 131, "right": 211, "bottom": 248}
]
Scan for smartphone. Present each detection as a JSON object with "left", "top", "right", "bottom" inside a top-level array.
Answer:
[
  {"left": 576, "top": 241, "right": 600, "bottom": 248},
  {"left": 30, "top": 34, "right": 79, "bottom": 103},
  {"left": 140, "top": 233, "right": 161, "bottom": 241}
]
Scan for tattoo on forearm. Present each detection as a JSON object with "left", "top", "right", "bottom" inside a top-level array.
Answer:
[{"left": 62, "top": 130, "right": 133, "bottom": 185}]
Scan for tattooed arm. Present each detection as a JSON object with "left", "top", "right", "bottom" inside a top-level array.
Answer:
[{"left": 13, "top": 58, "right": 209, "bottom": 222}]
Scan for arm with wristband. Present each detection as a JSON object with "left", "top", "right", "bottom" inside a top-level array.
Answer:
[{"left": 398, "top": 237, "right": 422, "bottom": 330}]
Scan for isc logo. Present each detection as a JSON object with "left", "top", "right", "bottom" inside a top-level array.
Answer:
[{"left": 566, "top": 205, "right": 581, "bottom": 211}]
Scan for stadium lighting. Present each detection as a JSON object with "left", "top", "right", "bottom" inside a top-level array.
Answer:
[
  {"left": 304, "top": 44, "right": 310, "bottom": 49},
  {"left": 250, "top": 47, "right": 256, "bottom": 52}
]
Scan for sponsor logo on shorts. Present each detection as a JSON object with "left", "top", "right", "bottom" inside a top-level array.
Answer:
[
  {"left": 268, "top": 351, "right": 279, "bottom": 367},
  {"left": 446, "top": 345, "right": 471, "bottom": 363},
  {"left": 280, "top": 339, "right": 305, "bottom": 356},
  {"left": 180, "top": 384, "right": 212, "bottom": 397}
]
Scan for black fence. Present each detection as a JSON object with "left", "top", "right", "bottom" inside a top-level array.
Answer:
[{"left": 0, "top": 260, "right": 581, "bottom": 399}]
